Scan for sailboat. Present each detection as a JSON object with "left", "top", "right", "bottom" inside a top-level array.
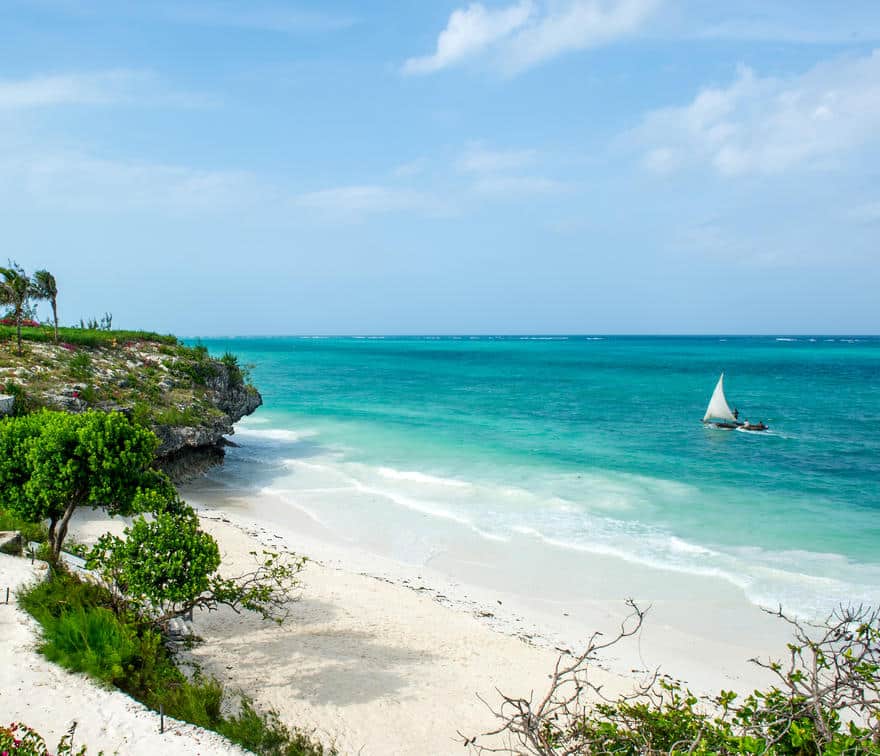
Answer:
[{"left": 702, "top": 373, "right": 767, "bottom": 431}]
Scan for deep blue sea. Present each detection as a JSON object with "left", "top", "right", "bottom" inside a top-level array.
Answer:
[{"left": 197, "top": 336, "right": 880, "bottom": 617}]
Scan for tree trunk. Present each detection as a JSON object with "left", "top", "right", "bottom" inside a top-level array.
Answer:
[
  {"left": 15, "top": 309, "right": 22, "bottom": 355},
  {"left": 48, "top": 516, "right": 57, "bottom": 550},
  {"left": 50, "top": 502, "right": 78, "bottom": 562},
  {"left": 52, "top": 299, "right": 58, "bottom": 342}
]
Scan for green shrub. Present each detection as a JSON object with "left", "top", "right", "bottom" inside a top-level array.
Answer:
[
  {"left": 220, "top": 352, "right": 245, "bottom": 386},
  {"left": 2, "top": 381, "right": 34, "bottom": 415},
  {"left": 129, "top": 401, "right": 152, "bottom": 428},
  {"left": 18, "top": 570, "right": 333, "bottom": 756},
  {"left": 0, "top": 721, "right": 92, "bottom": 755},
  {"left": 219, "top": 699, "right": 332, "bottom": 756},
  {"left": 153, "top": 405, "right": 203, "bottom": 426},
  {"left": 0, "top": 324, "right": 178, "bottom": 348},
  {"left": 68, "top": 351, "right": 92, "bottom": 381},
  {"left": 0, "top": 506, "right": 48, "bottom": 544}
]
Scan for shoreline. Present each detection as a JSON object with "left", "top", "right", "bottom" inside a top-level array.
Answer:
[
  {"left": 181, "top": 477, "right": 792, "bottom": 694},
  {"left": 4, "top": 483, "right": 814, "bottom": 755}
]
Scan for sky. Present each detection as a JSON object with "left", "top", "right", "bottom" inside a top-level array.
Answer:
[{"left": 1, "top": 0, "right": 879, "bottom": 335}]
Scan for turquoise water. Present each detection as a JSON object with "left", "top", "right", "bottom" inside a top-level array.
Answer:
[{"left": 197, "top": 336, "right": 880, "bottom": 616}]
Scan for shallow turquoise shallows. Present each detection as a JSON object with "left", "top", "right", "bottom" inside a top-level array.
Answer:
[{"left": 195, "top": 336, "right": 880, "bottom": 616}]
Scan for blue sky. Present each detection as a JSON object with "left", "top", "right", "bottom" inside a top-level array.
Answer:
[{"left": 2, "top": 0, "right": 879, "bottom": 335}]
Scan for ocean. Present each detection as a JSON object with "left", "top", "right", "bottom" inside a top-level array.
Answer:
[{"left": 194, "top": 336, "right": 880, "bottom": 618}]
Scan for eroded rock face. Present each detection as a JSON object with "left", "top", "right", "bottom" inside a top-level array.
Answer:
[
  {"left": 0, "top": 395, "right": 13, "bottom": 416},
  {"left": 152, "top": 363, "right": 263, "bottom": 481}
]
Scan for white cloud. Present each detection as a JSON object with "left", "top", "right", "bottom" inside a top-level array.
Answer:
[
  {"left": 403, "top": 1, "right": 533, "bottom": 75},
  {"left": 0, "top": 69, "right": 209, "bottom": 109},
  {"left": 391, "top": 158, "right": 428, "bottom": 179},
  {"left": 0, "top": 149, "right": 266, "bottom": 213},
  {"left": 633, "top": 51, "right": 880, "bottom": 176},
  {"left": 403, "top": 0, "right": 657, "bottom": 76},
  {"left": 294, "top": 184, "right": 449, "bottom": 218},
  {"left": 457, "top": 144, "right": 536, "bottom": 173},
  {"left": 472, "top": 175, "right": 568, "bottom": 197},
  {"left": 500, "top": 0, "right": 659, "bottom": 74}
]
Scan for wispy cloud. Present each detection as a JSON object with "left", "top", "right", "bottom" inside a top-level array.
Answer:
[
  {"left": 472, "top": 175, "right": 568, "bottom": 197},
  {"left": 160, "top": 2, "right": 356, "bottom": 34},
  {"left": 457, "top": 144, "right": 537, "bottom": 173},
  {"left": 403, "top": 0, "right": 657, "bottom": 76},
  {"left": 0, "top": 69, "right": 210, "bottom": 109},
  {"left": 391, "top": 158, "right": 429, "bottom": 179},
  {"left": 0, "top": 149, "right": 266, "bottom": 213},
  {"left": 500, "top": 0, "right": 659, "bottom": 74},
  {"left": 293, "top": 184, "right": 451, "bottom": 219},
  {"left": 688, "top": 1, "right": 880, "bottom": 44},
  {"left": 632, "top": 50, "right": 880, "bottom": 176},
  {"left": 403, "top": 1, "right": 533, "bottom": 75}
]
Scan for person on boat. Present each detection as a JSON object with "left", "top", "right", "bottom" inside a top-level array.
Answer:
[{"left": 733, "top": 408, "right": 739, "bottom": 420}]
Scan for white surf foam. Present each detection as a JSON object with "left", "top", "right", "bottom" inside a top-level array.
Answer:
[
  {"left": 377, "top": 467, "right": 471, "bottom": 488},
  {"left": 235, "top": 427, "right": 317, "bottom": 443}
]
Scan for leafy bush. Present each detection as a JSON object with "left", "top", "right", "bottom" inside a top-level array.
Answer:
[
  {"left": 19, "top": 571, "right": 332, "bottom": 756},
  {"left": 88, "top": 507, "right": 306, "bottom": 627},
  {"left": 0, "top": 721, "right": 91, "bottom": 755},
  {"left": 0, "top": 506, "right": 47, "bottom": 545},
  {"left": 220, "top": 352, "right": 247, "bottom": 386},
  {"left": 466, "top": 602, "right": 880, "bottom": 755},
  {"left": 2, "top": 381, "right": 35, "bottom": 416},
  {"left": 152, "top": 405, "right": 203, "bottom": 427},
  {"left": 68, "top": 352, "right": 92, "bottom": 381}
]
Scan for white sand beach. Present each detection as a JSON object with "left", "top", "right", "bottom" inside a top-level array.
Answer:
[{"left": 0, "top": 482, "right": 797, "bottom": 756}]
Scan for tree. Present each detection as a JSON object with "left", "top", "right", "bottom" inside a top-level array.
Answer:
[
  {"left": 32, "top": 269, "right": 59, "bottom": 342},
  {"left": 0, "top": 410, "right": 161, "bottom": 560},
  {"left": 0, "top": 261, "right": 34, "bottom": 355},
  {"left": 88, "top": 505, "right": 306, "bottom": 628}
]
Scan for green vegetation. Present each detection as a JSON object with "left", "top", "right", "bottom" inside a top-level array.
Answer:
[
  {"left": 88, "top": 508, "right": 305, "bottom": 627},
  {"left": 68, "top": 351, "right": 92, "bottom": 381},
  {"left": 0, "top": 410, "right": 162, "bottom": 560},
  {"left": 0, "top": 721, "right": 91, "bottom": 755},
  {"left": 1, "top": 405, "right": 317, "bottom": 753},
  {"left": 0, "top": 323, "right": 178, "bottom": 348},
  {"left": 469, "top": 602, "right": 880, "bottom": 755},
  {"left": 18, "top": 571, "right": 330, "bottom": 755},
  {"left": 0, "top": 505, "right": 47, "bottom": 545},
  {"left": 221, "top": 351, "right": 249, "bottom": 386},
  {"left": 32, "top": 269, "right": 59, "bottom": 342},
  {"left": 0, "top": 261, "right": 35, "bottom": 355}
]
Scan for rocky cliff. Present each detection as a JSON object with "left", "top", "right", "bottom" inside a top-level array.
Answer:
[{"left": 0, "top": 333, "right": 261, "bottom": 480}]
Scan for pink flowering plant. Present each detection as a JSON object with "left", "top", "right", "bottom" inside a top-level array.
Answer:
[{"left": 0, "top": 722, "right": 90, "bottom": 755}]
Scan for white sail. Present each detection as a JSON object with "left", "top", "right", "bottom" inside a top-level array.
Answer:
[{"left": 703, "top": 373, "right": 736, "bottom": 422}]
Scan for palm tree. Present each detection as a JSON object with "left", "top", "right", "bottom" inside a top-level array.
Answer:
[
  {"left": 33, "top": 269, "right": 59, "bottom": 342},
  {"left": 0, "top": 262, "right": 34, "bottom": 355}
]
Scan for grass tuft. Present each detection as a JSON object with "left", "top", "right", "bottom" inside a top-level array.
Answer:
[{"left": 18, "top": 570, "right": 332, "bottom": 756}]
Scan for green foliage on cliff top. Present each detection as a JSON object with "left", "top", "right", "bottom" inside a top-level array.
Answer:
[
  {"left": 0, "top": 323, "right": 178, "bottom": 347},
  {"left": 0, "top": 326, "right": 256, "bottom": 437}
]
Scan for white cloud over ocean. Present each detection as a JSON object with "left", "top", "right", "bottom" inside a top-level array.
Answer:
[
  {"left": 403, "top": 0, "right": 658, "bottom": 75},
  {"left": 633, "top": 50, "right": 880, "bottom": 176}
]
